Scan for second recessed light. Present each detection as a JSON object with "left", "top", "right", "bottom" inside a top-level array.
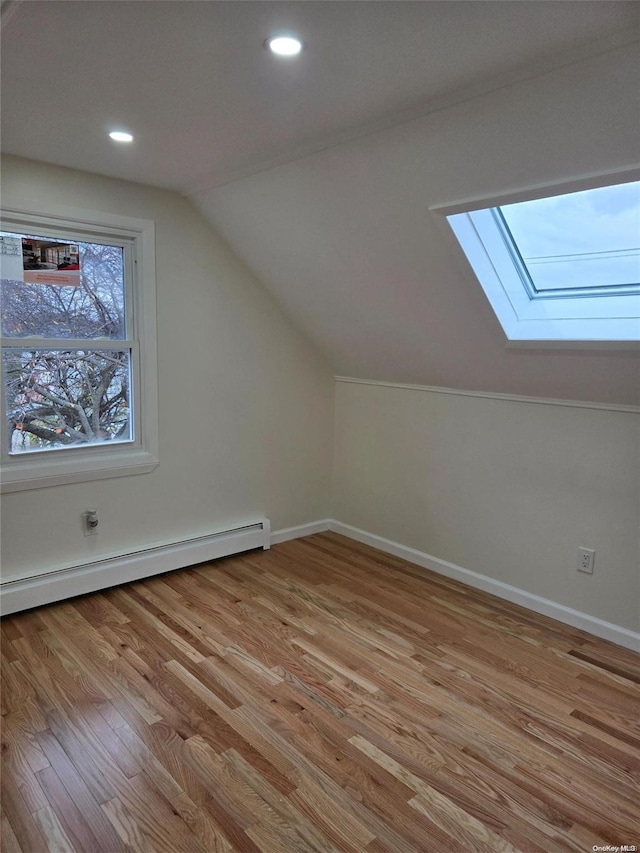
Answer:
[
  {"left": 109, "top": 131, "right": 134, "bottom": 143},
  {"left": 266, "top": 34, "right": 303, "bottom": 57}
]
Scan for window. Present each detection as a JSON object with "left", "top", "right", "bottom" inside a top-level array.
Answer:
[
  {"left": 443, "top": 177, "right": 640, "bottom": 344},
  {"left": 1, "top": 201, "right": 158, "bottom": 491}
]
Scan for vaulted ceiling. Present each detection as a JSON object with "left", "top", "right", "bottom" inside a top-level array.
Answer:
[{"left": 2, "top": 1, "right": 639, "bottom": 404}]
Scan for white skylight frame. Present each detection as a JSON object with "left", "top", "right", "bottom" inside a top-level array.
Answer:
[{"left": 437, "top": 172, "right": 640, "bottom": 346}]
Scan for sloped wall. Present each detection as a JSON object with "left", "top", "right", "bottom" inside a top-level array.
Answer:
[{"left": 196, "top": 40, "right": 640, "bottom": 406}]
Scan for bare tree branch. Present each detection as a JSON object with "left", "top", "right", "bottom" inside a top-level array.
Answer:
[{"left": 2, "top": 239, "right": 130, "bottom": 451}]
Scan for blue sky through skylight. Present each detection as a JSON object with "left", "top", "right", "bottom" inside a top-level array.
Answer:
[{"left": 499, "top": 181, "right": 640, "bottom": 292}]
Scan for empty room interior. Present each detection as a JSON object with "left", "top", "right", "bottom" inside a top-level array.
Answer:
[{"left": 1, "top": 2, "right": 639, "bottom": 851}]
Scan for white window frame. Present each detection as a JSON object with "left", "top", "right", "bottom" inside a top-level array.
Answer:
[
  {"left": 434, "top": 170, "right": 640, "bottom": 347},
  {"left": 1, "top": 198, "right": 158, "bottom": 492}
]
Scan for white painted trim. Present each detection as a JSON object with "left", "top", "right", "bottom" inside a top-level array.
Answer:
[
  {"left": 271, "top": 519, "right": 331, "bottom": 545},
  {"left": 327, "top": 520, "right": 640, "bottom": 652},
  {"left": 0, "top": 448, "right": 159, "bottom": 493},
  {"left": 3, "top": 514, "right": 637, "bottom": 651},
  {"left": 263, "top": 518, "right": 639, "bottom": 649},
  {"left": 0, "top": 519, "right": 270, "bottom": 616},
  {"left": 0, "top": 197, "right": 156, "bottom": 237},
  {"left": 430, "top": 165, "right": 640, "bottom": 216},
  {"left": 0, "top": 199, "right": 159, "bottom": 492},
  {"left": 334, "top": 376, "right": 640, "bottom": 414}
]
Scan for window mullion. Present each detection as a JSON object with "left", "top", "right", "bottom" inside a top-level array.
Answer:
[{"left": 125, "top": 243, "right": 135, "bottom": 339}]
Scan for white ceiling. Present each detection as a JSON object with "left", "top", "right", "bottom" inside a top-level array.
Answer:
[
  {"left": 2, "top": 0, "right": 638, "bottom": 192},
  {"left": 2, "top": 1, "right": 640, "bottom": 404}
]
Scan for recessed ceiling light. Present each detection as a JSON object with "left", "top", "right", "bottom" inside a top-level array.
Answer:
[
  {"left": 109, "top": 131, "right": 134, "bottom": 143},
  {"left": 265, "top": 35, "right": 303, "bottom": 57}
]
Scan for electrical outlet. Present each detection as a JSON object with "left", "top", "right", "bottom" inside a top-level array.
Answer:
[
  {"left": 577, "top": 547, "right": 595, "bottom": 574},
  {"left": 84, "top": 509, "right": 99, "bottom": 536}
]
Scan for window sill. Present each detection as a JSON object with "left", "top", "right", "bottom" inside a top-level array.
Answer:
[
  {"left": 1, "top": 447, "right": 158, "bottom": 493},
  {"left": 503, "top": 338, "right": 640, "bottom": 351}
]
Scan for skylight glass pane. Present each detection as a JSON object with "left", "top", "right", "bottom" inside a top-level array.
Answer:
[
  {"left": 499, "top": 181, "right": 640, "bottom": 292},
  {"left": 3, "top": 347, "right": 132, "bottom": 454}
]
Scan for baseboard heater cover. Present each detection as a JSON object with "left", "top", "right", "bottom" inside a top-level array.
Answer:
[{"left": 0, "top": 518, "right": 270, "bottom": 616}]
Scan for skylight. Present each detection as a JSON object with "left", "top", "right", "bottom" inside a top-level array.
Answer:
[
  {"left": 500, "top": 182, "right": 639, "bottom": 294},
  {"left": 445, "top": 178, "right": 640, "bottom": 343}
]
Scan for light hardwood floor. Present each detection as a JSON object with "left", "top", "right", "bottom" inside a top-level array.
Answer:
[{"left": 1, "top": 532, "right": 639, "bottom": 852}]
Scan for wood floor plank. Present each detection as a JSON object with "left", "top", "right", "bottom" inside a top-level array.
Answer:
[
  {"left": 350, "top": 734, "right": 518, "bottom": 853},
  {"left": 288, "top": 779, "right": 376, "bottom": 852},
  {"left": 169, "top": 791, "right": 234, "bottom": 853},
  {"left": 35, "top": 765, "right": 104, "bottom": 853},
  {"left": 100, "top": 796, "right": 148, "bottom": 852},
  {"left": 1, "top": 654, "right": 48, "bottom": 727},
  {"left": 1, "top": 808, "right": 25, "bottom": 853},
  {"left": 0, "top": 779, "right": 50, "bottom": 853},
  {"left": 118, "top": 772, "right": 207, "bottom": 853},
  {"left": 1, "top": 722, "right": 49, "bottom": 814},
  {"left": 3, "top": 532, "right": 639, "bottom": 851},
  {"left": 35, "top": 729, "right": 129, "bottom": 853},
  {"left": 31, "top": 804, "right": 77, "bottom": 853}
]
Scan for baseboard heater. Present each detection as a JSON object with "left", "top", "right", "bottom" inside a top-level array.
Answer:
[{"left": 0, "top": 518, "right": 271, "bottom": 617}]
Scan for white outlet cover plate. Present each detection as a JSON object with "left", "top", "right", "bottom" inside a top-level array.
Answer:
[{"left": 577, "top": 547, "right": 595, "bottom": 574}]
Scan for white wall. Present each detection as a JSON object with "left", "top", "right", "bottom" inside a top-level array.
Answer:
[
  {"left": 2, "top": 157, "right": 638, "bottom": 645},
  {"left": 199, "top": 40, "right": 640, "bottom": 406},
  {"left": 0, "top": 156, "right": 334, "bottom": 580},
  {"left": 332, "top": 380, "right": 640, "bottom": 633}
]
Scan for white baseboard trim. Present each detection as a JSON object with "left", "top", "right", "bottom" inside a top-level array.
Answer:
[
  {"left": 4, "top": 515, "right": 637, "bottom": 652},
  {"left": 271, "top": 519, "right": 331, "bottom": 545},
  {"left": 328, "top": 520, "right": 640, "bottom": 653},
  {"left": 0, "top": 519, "right": 270, "bottom": 617}
]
